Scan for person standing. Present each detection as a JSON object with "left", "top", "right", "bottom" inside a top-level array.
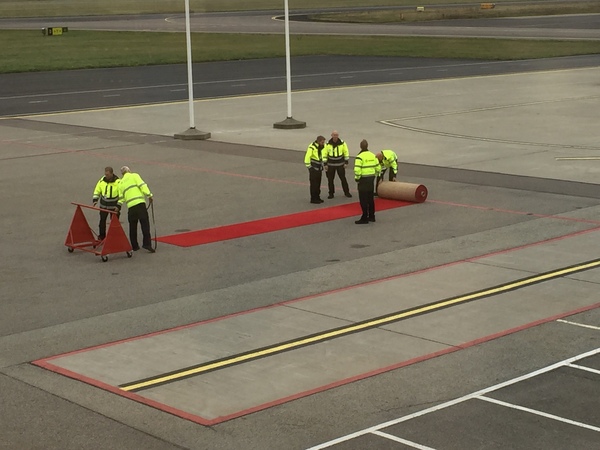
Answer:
[
  {"left": 119, "top": 166, "right": 154, "bottom": 252},
  {"left": 304, "top": 135, "right": 326, "bottom": 204},
  {"left": 323, "top": 130, "right": 352, "bottom": 199},
  {"left": 354, "top": 139, "right": 380, "bottom": 224},
  {"left": 92, "top": 166, "right": 121, "bottom": 241},
  {"left": 376, "top": 149, "right": 399, "bottom": 185}
]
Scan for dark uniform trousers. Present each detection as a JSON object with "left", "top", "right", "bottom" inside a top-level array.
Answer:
[
  {"left": 326, "top": 165, "right": 350, "bottom": 195},
  {"left": 357, "top": 176, "right": 376, "bottom": 221},
  {"left": 98, "top": 210, "right": 110, "bottom": 240},
  {"left": 128, "top": 203, "right": 151, "bottom": 249},
  {"left": 98, "top": 204, "right": 119, "bottom": 240},
  {"left": 309, "top": 168, "right": 323, "bottom": 202}
]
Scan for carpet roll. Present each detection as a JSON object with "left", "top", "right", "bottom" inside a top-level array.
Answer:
[{"left": 377, "top": 181, "right": 428, "bottom": 203}]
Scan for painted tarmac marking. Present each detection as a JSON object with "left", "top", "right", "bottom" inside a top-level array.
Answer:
[
  {"left": 307, "top": 347, "right": 600, "bottom": 449},
  {"left": 371, "top": 430, "right": 437, "bottom": 449},
  {"left": 476, "top": 396, "right": 600, "bottom": 432},
  {"left": 568, "top": 363, "right": 600, "bottom": 376},
  {"left": 119, "top": 258, "right": 600, "bottom": 393},
  {"left": 556, "top": 157, "right": 600, "bottom": 161},
  {"left": 557, "top": 319, "right": 600, "bottom": 331},
  {"left": 381, "top": 120, "right": 600, "bottom": 151}
]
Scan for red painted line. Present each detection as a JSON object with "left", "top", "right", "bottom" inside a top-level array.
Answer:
[
  {"left": 32, "top": 360, "right": 212, "bottom": 426},
  {"left": 33, "top": 301, "right": 600, "bottom": 426},
  {"left": 156, "top": 198, "right": 412, "bottom": 247},
  {"left": 429, "top": 199, "right": 600, "bottom": 225}
]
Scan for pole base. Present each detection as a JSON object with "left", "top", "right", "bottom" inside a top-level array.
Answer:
[
  {"left": 174, "top": 127, "right": 211, "bottom": 140},
  {"left": 273, "top": 117, "right": 306, "bottom": 129}
]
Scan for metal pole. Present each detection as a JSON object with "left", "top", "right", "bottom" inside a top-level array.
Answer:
[
  {"left": 284, "top": 0, "right": 292, "bottom": 119},
  {"left": 273, "top": 0, "right": 306, "bottom": 129},
  {"left": 174, "top": 0, "right": 210, "bottom": 140},
  {"left": 184, "top": 0, "right": 195, "bottom": 129}
]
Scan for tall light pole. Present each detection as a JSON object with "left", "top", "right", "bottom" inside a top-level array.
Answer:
[
  {"left": 174, "top": 0, "right": 211, "bottom": 140},
  {"left": 273, "top": 0, "right": 306, "bottom": 129}
]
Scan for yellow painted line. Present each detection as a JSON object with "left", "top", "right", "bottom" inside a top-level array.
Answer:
[{"left": 121, "top": 259, "right": 600, "bottom": 392}]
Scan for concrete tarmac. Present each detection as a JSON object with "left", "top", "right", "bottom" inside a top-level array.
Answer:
[{"left": 1, "top": 63, "right": 599, "bottom": 449}]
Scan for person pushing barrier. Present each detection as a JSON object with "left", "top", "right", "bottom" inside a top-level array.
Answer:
[
  {"left": 119, "top": 166, "right": 155, "bottom": 253},
  {"left": 92, "top": 166, "right": 121, "bottom": 241}
]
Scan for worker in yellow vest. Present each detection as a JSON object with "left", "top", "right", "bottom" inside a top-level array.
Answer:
[
  {"left": 354, "top": 139, "right": 381, "bottom": 224},
  {"left": 323, "top": 130, "right": 352, "bottom": 199},
  {"left": 119, "top": 166, "right": 154, "bottom": 252},
  {"left": 304, "top": 135, "right": 326, "bottom": 204},
  {"left": 376, "top": 149, "right": 398, "bottom": 183},
  {"left": 92, "top": 166, "right": 121, "bottom": 240}
]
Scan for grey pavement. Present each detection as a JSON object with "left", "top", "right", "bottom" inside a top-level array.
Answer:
[
  {"left": 27, "top": 64, "right": 600, "bottom": 183},
  {"left": 1, "top": 64, "right": 599, "bottom": 449}
]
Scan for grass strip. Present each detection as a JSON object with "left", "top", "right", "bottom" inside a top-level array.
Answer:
[
  {"left": 3, "top": 30, "right": 600, "bottom": 74},
  {"left": 311, "top": 2, "right": 600, "bottom": 23},
  {"left": 0, "top": 0, "right": 501, "bottom": 18}
]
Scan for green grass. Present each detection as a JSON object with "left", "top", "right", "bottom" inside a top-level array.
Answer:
[
  {"left": 3, "top": 30, "right": 600, "bottom": 74},
  {"left": 1, "top": 0, "right": 511, "bottom": 17},
  {"left": 312, "top": 2, "right": 600, "bottom": 23}
]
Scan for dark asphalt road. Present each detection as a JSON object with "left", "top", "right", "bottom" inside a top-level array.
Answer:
[{"left": 1, "top": 54, "right": 600, "bottom": 117}]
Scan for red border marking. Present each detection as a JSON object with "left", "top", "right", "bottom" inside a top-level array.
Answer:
[
  {"left": 31, "top": 226, "right": 600, "bottom": 425},
  {"left": 33, "top": 302, "right": 600, "bottom": 426}
]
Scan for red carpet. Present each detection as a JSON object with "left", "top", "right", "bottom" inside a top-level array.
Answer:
[{"left": 157, "top": 198, "right": 412, "bottom": 247}]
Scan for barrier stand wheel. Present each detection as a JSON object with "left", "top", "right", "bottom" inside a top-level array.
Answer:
[
  {"left": 67, "top": 247, "right": 74, "bottom": 253},
  {"left": 101, "top": 256, "right": 108, "bottom": 262},
  {"left": 126, "top": 251, "right": 133, "bottom": 258}
]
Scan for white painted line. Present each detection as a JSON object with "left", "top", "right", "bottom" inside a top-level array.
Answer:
[
  {"left": 556, "top": 157, "right": 600, "bottom": 161},
  {"left": 170, "top": 88, "right": 186, "bottom": 92},
  {"left": 230, "top": 84, "right": 247, "bottom": 87},
  {"left": 557, "top": 319, "right": 600, "bottom": 331},
  {"left": 476, "top": 396, "right": 600, "bottom": 433},
  {"left": 568, "top": 363, "right": 600, "bottom": 376},
  {"left": 28, "top": 100, "right": 48, "bottom": 104},
  {"left": 340, "top": 76, "right": 354, "bottom": 79},
  {"left": 371, "top": 430, "right": 437, "bottom": 449},
  {"left": 306, "top": 348, "right": 600, "bottom": 449},
  {"left": 103, "top": 94, "right": 121, "bottom": 98}
]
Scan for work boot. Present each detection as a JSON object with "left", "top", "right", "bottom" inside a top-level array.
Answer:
[
  {"left": 369, "top": 216, "right": 376, "bottom": 222},
  {"left": 344, "top": 192, "right": 353, "bottom": 198},
  {"left": 142, "top": 245, "right": 155, "bottom": 253},
  {"left": 328, "top": 193, "right": 334, "bottom": 199},
  {"left": 355, "top": 218, "right": 369, "bottom": 224}
]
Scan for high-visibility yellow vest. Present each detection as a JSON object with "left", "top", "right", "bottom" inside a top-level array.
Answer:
[
  {"left": 304, "top": 142, "right": 324, "bottom": 170},
  {"left": 354, "top": 150, "right": 381, "bottom": 180},
  {"left": 323, "top": 139, "right": 349, "bottom": 167},
  {"left": 119, "top": 172, "right": 152, "bottom": 208},
  {"left": 380, "top": 149, "right": 398, "bottom": 174},
  {"left": 92, "top": 176, "right": 121, "bottom": 208}
]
